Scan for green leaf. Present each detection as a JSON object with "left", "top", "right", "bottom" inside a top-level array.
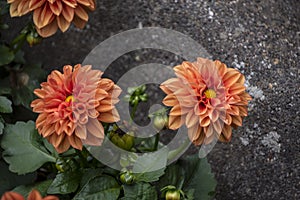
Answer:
[
  {"left": 13, "top": 50, "right": 26, "bottom": 64},
  {"left": 134, "top": 168, "right": 165, "bottom": 183},
  {"left": 79, "top": 168, "right": 104, "bottom": 189},
  {"left": 47, "top": 170, "right": 82, "bottom": 194},
  {"left": 133, "top": 147, "right": 167, "bottom": 182},
  {"left": 13, "top": 179, "right": 53, "bottom": 198},
  {"left": 180, "top": 156, "right": 216, "bottom": 200},
  {"left": 0, "top": 121, "right": 3, "bottom": 135},
  {"left": 156, "top": 163, "right": 185, "bottom": 190},
  {"left": 1, "top": 121, "right": 56, "bottom": 175},
  {"left": 0, "top": 160, "right": 36, "bottom": 196},
  {"left": 73, "top": 175, "right": 120, "bottom": 200},
  {"left": 0, "top": 96, "right": 12, "bottom": 113},
  {"left": 122, "top": 182, "right": 158, "bottom": 200},
  {"left": 11, "top": 86, "right": 34, "bottom": 109},
  {"left": 0, "top": 77, "right": 11, "bottom": 95},
  {"left": 0, "top": 45, "right": 14, "bottom": 66}
]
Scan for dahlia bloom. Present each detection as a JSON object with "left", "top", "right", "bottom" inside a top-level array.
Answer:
[
  {"left": 7, "top": 0, "right": 96, "bottom": 37},
  {"left": 31, "top": 64, "right": 121, "bottom": 153},
  {"left": 160, "top": 58, "right": 251, "bottom": 145},
  {"left": 1, "top": 189, "right": 58, "bottom": 200}
]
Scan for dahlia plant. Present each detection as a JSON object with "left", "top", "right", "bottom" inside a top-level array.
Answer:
[{"left": 0, "top": 2, "right": 251, "bottom": 200}]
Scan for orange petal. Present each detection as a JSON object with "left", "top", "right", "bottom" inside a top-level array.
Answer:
[
  {"left": 212, "top": 119, "right": 223, "bottom": 134},
  {"left": 9, "top": 1, "right": 22, "bottom": 17},
  {"left": 27, "top": 190, "right": 42, "bottom": 200},
  {"left": 231, "top": 115, "right": 242, "bottom": 127},
  {"left": 162, "top": 94, "right": 177, "bottom": 107},
  {"left": 17, "top": 0, "right": 30, "bottom": 16},
  {"left": 193, "top": 130, "right": 205, "bottom": 146},
  {"left": 29, "top": 0, "right": 46, "bottom": 10},
  {"left": 98, "top": 111, "right": 119, "bottom": 123},
  {"left": 168, "top": 115, "right": 184, "bottom": 130},
  {"left": 185, "top": 110, "right": 198, "bottom": 128},
  {"left": 77, "top": 0, "right": 91, "bottom": 7},
  {"left": 49, "top": 0, "right": 63, "bottom": 15},
  {"left": 61, "top": 4, "right": 74, "bottom": 22},
  {"left": 229, "top": 83, "right": 245, "bottom": 95},
  {"left": 74, "top": 5, "right": 88, "bottom": 21},
  {"left": 43, "top": 195, "right": 59, "bottom": 200},
  {"left": 188, "top": 124, "right": 202, "bottom": 142},
  {"left": 97, "top": 104, "right": 113, "bottom": 112},
  {"left": 82, "top": 131, "right": 103, "bottom": 146},
  {"left": 72, "top": 15, "right": 87, "bottom": 29},
  {"left": 86, "top": 118, "right": 104, "bottom": 138},
  {"left": 169, "top": 105, "right": 182, "bottom": 116},
  {"left": 221, "top": 124, "right": 232, "bottom": 141},
  {"left": 75, "top": 125, "right": 87, "bottom": 139},
  {"left": 200, "top": 116, "right": 210, "bottom": 127},
  {"left": 1, "top": 191, "right": 25, "bottom": 200},
  {"left": 36, "top": 20, "right": 58, "bottom": 37},
  {"left": 62, "top": 0, "right": 77, "bottom": 8},
  {"left": 68, "top": 135, "right": 83, "bottom": 150},
  {"left": 223, "top": 69, "right": 241, "bottom": 88}
]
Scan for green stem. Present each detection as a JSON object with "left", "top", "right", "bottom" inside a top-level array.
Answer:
[{"left": 153, "top": 132, "right": 160, "bottom": 151}]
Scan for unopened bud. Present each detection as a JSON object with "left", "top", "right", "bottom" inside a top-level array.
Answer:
[
  {"left": 17, "top": 72, "right": 29, "bottom": 87},
  {"left": 26, "top": 32, "right": 42, "bottom": 47}
]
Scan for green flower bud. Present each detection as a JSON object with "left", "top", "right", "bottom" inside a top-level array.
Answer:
[
  {"left": 119, "top": 171, "right": 135, "bottom": 185},
  {"left": 165, "top": 190, "right": 181, "bottom": 200},
  {"left": 110, "top": 132, "right": 134, "bottom": 151},
  {"left": 153, "top": 115, "right": 166, "bottom": 131},
  {"left": 26, "top": 32, "right": 41, "bottom": 47},
  {"left": 121, "top": 133, "right": 134, "bottom": 151}
]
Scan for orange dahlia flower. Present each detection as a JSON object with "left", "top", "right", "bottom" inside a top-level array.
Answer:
[
  {"left": 7, "top": 0, "right": 95, "bottom": 37},
  {"left": 31, "top": 64, "right": 121, "bottom": 153},
  {"left": 160, "top": 57, "right": 251, "bottom": 145},
  {"left": 1, "top": 189, "right": 58, "bottom": 200}
]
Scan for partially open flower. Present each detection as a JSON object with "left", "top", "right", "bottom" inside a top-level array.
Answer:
[
  {"left": 1, "top": 189, "right": 58, "bottom": 200},
  {"left": 160, "top": 58, "right": 251, "bottom": 145},
  {"left": 7, "top": 0, "right": 96, "bottom": 37},
  {"left": 31, "top": 64, "right": 121, "bottom": 153}
]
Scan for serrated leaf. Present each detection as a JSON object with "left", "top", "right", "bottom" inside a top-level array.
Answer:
[
  {"left": 0, "top": 45, "right": 14, "bottom": 66},
  {"left": 13, "top": 179, "right": 53, "bottom": 198},
  {"left": 0, "top": 96, "right": 12, "bottom": 113},
  {"left": 73, "top": 175, "right": 120, "bottom": 200},
  {"left": 47, "top": 170, "right": 82, "bottom": 194},
  {"left": 0, "top": 160, "right": 36, "bottom": 196},
  {"left": 132, "top": 148, "right": 167, "bottom": 182},
  {"left": 123, "top": 182, "right": 158, "bottom": 200},
  {"left": 1, "top": 121, "right": 56, "bottom": 175},
  {"left": 180, "top": 156, "right": 216, "bottom": 200}
]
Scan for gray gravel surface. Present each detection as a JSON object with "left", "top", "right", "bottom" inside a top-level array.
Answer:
[{"left": 5, "top": 0, "right": 300, "bottom": 199}]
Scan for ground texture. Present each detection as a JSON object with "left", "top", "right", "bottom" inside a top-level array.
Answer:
[{"left": 5, "top": 0, "right": 300, "bottom": 199}]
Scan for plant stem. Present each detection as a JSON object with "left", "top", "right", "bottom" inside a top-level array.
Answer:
[{"left": 153, "top": 132, "right": 160, "bottom": 151}]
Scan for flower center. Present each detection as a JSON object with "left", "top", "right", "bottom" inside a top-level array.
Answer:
[
  {"left": 204, "top": 89, "right": 216, "bottom": 99},
  {"left": 65, "top": 95, "right": 75, "bottom": 103}
]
